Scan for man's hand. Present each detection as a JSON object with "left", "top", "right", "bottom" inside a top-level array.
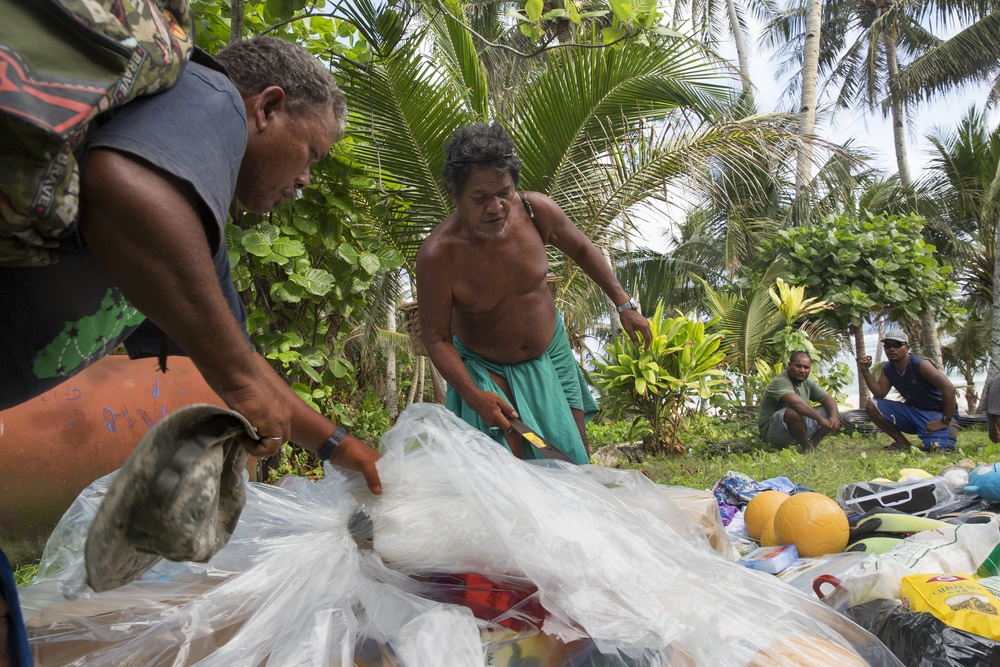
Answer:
[
  {"left": 621, "top": 310, "right": 652, "bottom": 352},
  {"left": 205, "top": 354, "right": 290, "bottom": 458},
  {"left": 925, "top": 419, "right": 949, "bottom": 432},
  {"left": 330, "top": 435, "right": 382, "bottom": 495},
  {"left": 828, "top": 412, "right": 842, "bottom": 431},
  {"left": 859, "top": 356, "right": 873, "bottom": 372},
  {"left": 468, "top": 389, "right": 519, "bottom": 431}
]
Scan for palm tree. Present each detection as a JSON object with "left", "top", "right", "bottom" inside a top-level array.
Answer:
[
  {"left": 942, "top": 310, "right": 991, "bottom": 414},
  {"left": 892, "top": 11, "right": 1000, "bottom": 109},
  {"left": 920, "top": 108, "right": 1000, "bottom": 388},
  {"left": 770, "top": 0, "right": 998, "bottom": 367},
  {"left": 672, "top": 0, "right": 779, "bottom": 95}
]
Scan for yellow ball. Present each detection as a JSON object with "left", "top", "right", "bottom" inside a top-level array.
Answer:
[
  {"left": 759, "top": 520, "right": 780, "bottom": 547},
  {"left": 898, "top": 468, "right": 932, "bottom": 482},
  {"left": 744, "top": 490, "right": 791, "bottom": 541},
  {"left": 773, "top": 492, "right": 849, "bottom": 557}
]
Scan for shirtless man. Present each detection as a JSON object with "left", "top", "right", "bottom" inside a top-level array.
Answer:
[{"left": 416, "top": 123, "right": 651, "bottom": 464}]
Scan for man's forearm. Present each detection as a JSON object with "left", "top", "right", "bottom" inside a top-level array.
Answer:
[
  {"left": 941, "top": 389, "right": 956, "bottom": 421},
  {"left": 575, "top": 246, "right": 630, "bottom": 307},
  {"left": 859, "top": 369, "right": 884, "bottom": 398},
  {"left": 791, "top": 402, "right": 827, "bottom": 423},
  {"left": 425, "top": 339, "right": 481, "bottom": 403}
]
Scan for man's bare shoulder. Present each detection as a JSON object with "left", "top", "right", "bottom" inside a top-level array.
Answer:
[{"left": 417, "top": 215, "right": 460, "bottom": 262}]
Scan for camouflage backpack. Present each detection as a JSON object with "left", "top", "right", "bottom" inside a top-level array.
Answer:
[{"left": 0, "top": 0, "right": 194, "bottom": 267}]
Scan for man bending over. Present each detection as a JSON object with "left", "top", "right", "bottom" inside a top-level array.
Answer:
[{"left": 416, "top": 123, "right": 651, "bottom": 464}]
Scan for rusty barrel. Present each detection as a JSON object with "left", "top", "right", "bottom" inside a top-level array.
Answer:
[{"left": 0, "top": 356, "right": 225, "bottom": 564}]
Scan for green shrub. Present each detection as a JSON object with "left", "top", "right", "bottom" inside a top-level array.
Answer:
[
  {"left": 586, "top": 418, "right": 649, "bottom": 449},
  {"left": 591, "top": 303, "right": 727, "bottom": 455}
]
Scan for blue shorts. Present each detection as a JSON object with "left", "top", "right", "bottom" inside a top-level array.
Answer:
[
  {"left": 764, "top": 405, "right": 830, "bottom": 447},
  {"left": 871, "top": 399, "right": 957, "bottom": 450},
  {"left": 1, "top": 547, "right": 32, "bottom": 666}
]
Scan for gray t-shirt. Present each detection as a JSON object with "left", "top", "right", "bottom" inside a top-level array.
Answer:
[
  {"left": 757, "top": 374, "right": 828, "bottom": 436},
  {"left": 987, "top": 376, "right": 1000, "bottom": 416},
  {"left": 0, "top": 55, "right": 248, "bottom": 410}
]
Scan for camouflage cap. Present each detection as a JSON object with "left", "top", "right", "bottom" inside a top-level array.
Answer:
[{"left": 85, "top": 404, "right": 253, "bottom": 592}]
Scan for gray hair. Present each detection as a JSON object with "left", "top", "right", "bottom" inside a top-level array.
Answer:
[
  {"left": 216, "top": 36, "right": 346, "bottom": 138},
  {"left": 442, "top": 123, "right": 522, "bottom": 196}
]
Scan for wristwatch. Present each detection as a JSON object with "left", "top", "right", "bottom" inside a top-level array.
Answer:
[
  {"left": 616, "top": 297, "right": 640, "bottom": 313},
  {"left": 317, "top": 425, "right": 349, "bottom": 461},
  {"left": 941, "top": 415, "right": 952, "bottom": 425}
]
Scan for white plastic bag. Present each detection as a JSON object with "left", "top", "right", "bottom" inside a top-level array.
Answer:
[
  {"left": 20, "top": 404, "right": 901, "bottom": 666},
  {"left": 820, "top": 520, "right": 1000, "bottom": 609}
]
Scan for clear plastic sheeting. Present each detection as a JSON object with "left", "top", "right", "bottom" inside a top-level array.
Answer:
[{"left": 20, "top": 404, "right": 902, "bottom": 666}]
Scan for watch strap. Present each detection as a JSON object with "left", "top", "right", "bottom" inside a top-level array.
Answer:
[
  {"left": 616, "top": 297, "right": 639, "bottom": 313},
  {"left": 317, "top": 426, "right": 348, "bottom": 461}
]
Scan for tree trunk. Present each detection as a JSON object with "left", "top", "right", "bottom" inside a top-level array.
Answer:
[
  {"left": 885, "top": 35, "right": 945, "bottom": 369},
  {"left": 874, "top": 317, "right": 885, "bottom": 365},
  {"left": 964, "top": 370, "right": 978, "bottom": 415},
  {"left": 795, "top": 0, "right": 822, "bottom": 195},
  {"left": 415, "top": 357, "right": 426, "bottom": 403},
  {"left": 405, "top": 358, "right": 420, "bottom": 406},
  {"left": 983, "top": 162, "right": 1000, "bottom": 412},
  {"left": 884, "top": 35, "right": 912, "bottom": 192},
  {"left": 726, "top": 0, "right": 752, "bottom": 94},
  {"left": 920, "top": 312, "right": 944, "bottom": 368},
  {"left": 229, "top": 0, "right": 244, "bottom": 44},
  {"left": 386, "top": 299, "right": 398, "bottom": 418},
  {"left": 989, "top": 208, "right": 1000, "bottom": 405},
  {"left": 542, "top": 0, "right": 573, "bottom": 43},
  {"left": 428, "top": 359, "right": 446, "bottom": 404},
  {"left": 851, "top": 323, "right": 870, "bottom": 408}
]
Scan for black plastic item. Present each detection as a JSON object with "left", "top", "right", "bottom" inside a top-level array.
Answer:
[
  {"left": 847, "top": 599, "right": 1000, "bottom": 667},
  {"left": 841, "top": 480, "right": 941, "bottom": 515},
  {"left": 960, "top": 413, "right": 989, "bottom": 428},
  {"left": 840, "top": 409, "right": 879, "bottom": 435}
]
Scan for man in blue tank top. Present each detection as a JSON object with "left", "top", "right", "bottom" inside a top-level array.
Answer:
[{"left": 859, "top": 330, "right": 958, "bottom": 451}]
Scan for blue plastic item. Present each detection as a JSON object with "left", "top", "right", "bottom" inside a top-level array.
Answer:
[{"left": 965, "top": 463, "right": 1000, "bottom": 501}]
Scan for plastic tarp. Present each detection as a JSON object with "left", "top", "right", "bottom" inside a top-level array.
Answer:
[{"left": 19, "top": 404, "right": 902, "bottom": 666}]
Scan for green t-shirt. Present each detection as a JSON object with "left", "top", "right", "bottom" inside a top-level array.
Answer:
[{"left": 757, "top": 374, "right": 828, "bottom": 435}]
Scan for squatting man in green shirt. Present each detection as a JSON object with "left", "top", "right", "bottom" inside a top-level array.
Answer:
[{"left": 757, "top": 351, "right": 841, "bottom": 451}]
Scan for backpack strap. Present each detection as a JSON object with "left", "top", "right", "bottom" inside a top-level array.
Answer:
[
  {"left": 519, "top": 192, "right": 545, "bottom": 240},
  {"left": 518, "top": 191, "right": 535, "bottom": 222}
]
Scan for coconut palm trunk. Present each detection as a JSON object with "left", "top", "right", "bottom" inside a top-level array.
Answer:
[
  {"left": 851, "top": 323, "right": 870, "bottom": 407},
  {"left": 990, "top": 245, "right": 1000, "bottom": 390},
  {"left": 386, "top": 298, "right": 398, "bottom": 417},
  {"left": 795, "top": 0, "right": 822, "bottom": 195},
  {"left": 726, "top": 0, "right": 752, "bottom": 93},
  {"left": 885, "top": 32, "right": 945, "bottom": 368}
]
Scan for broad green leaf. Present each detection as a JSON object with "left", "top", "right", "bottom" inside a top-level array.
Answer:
[
  {"left": 290, "top": 268, "right": 337, "bottom": 296},
  {"left": 359, "top": 252, "right": 381, "bottom": 275},
  {"left": 272, "top": 238, "right": 306, "bottom": 258},
  {"left": 241, "top": 230, "right": 271, "bottom": 257}
]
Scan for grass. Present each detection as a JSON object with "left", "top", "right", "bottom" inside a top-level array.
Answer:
[
  {"left": 14, "top": 563, "right": 38, "bottom": 587},
  {"left": 603, "top": 412, "right": 996, "bottom": 497}
]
